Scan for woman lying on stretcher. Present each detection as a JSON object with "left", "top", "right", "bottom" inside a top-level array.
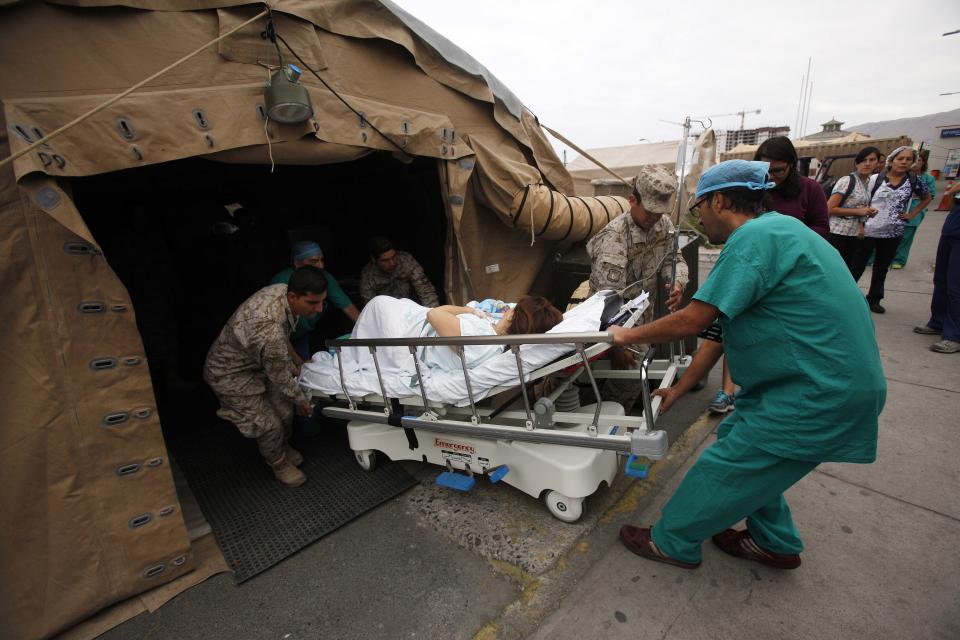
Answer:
[{"left": 351, "top": 295, "right": 563, "bottom": 373}]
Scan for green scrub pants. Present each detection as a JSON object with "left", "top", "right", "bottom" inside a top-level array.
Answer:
[{"left": 651, "top": 421, "right": 819, "bottom": 564}]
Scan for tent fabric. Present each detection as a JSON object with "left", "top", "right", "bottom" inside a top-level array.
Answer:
[
  {"left": 567, "top": 141, "right": 680, "bottom": 196},
  {"left": 0, "top": 2, "right": 604, "bottom": 638}
]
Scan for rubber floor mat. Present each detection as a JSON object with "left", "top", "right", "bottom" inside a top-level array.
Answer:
[{"left": 171, "top": 421, "right": 416, "bottom": 582}]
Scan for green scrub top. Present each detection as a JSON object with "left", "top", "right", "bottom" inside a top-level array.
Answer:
[
  {"left": 693, "top": 212, "right": 886, "bottom": 463},
  {"left": 270, "top": 267, "right": 353, "bottom": 340}
]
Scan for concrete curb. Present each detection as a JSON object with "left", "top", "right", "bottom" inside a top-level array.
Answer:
[{"left": 474, "top": 411, "right": 723, "bottom": 640}]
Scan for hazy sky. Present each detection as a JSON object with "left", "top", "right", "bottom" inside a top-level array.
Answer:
[{"left": 391, "top": 0, "right": 960, "bottom": 157}]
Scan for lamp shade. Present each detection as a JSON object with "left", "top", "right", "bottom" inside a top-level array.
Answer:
[{"left": 264, "top": 67, "right": 314, "bottom": 124}]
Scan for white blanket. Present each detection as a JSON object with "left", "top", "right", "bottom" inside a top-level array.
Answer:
[{"left": 299, "top": 292, "right": 647, "bottom": 406}]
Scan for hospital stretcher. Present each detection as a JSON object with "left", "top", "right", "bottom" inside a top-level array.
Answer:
[{"left": 305, "top": 294, "right": 691, "bottom": 522}]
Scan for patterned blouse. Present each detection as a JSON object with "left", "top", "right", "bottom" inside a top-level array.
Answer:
[
  {"left": 829, "top": 173, "right": 872, "bottom": 237},
  {"left": 864, "top": 173, "right": 930, "bottom": 239}
]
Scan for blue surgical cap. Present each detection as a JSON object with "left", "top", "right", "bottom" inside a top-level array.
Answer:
[
  {"left": 292, "top": 240, "right": 323, "bottom": 261},
  {"left": 695, "top": 160, "right": 776, "bottom": 199}
]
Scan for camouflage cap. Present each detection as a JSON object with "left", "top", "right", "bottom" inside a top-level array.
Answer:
[{"left": 632, "top": 165, "right": 678, "bottom": 216}]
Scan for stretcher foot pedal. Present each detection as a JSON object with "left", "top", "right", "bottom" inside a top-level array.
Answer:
[
  {"left": 624, "top": 455, "right": 649, "bottom": 479},
  {"left": 436, "top": 471, "right": 476, "bottom": 492},
  {"left": 487, "top": 465, "right": 509, "bottom": 483}
]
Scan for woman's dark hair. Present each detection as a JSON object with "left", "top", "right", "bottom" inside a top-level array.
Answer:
[
  {"left": 916, "top": 153, "right": 928, "bottom": 173},
  {"left": 508, "top": 296, "right": 563, "bottom": 335},
  {"left": 854, "top": 146, "right": 882, "bottom": 165},
  {"left": 369, "top": 236, "right": 395, "bottom": 259},
  {"left": 288, "top": 265, "right": 328, "bottom": 296},
  {"left": 755, "top": 136, "right": 801, "bottom": 199}
]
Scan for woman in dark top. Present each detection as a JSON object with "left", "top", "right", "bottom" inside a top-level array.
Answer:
[{"left": 754, "top": 136, "right": 830, "bottom": 238}]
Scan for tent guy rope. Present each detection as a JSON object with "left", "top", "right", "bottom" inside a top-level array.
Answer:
[{"left": 0, "top": 9, "right": 270, "bottom": 171}]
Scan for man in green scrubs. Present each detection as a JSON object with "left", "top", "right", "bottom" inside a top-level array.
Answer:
[
  {"left": 271, "top": 241, "right": 359, "bottom": 367},
  {"left": 609, "top": 160, "right": 886, "bottom": 570}
]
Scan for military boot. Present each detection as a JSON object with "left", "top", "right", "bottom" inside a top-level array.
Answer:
[
  {"left": 270, "top": 453, "right": 306, "bottom": 487},
  {"left": 285, "top": 445, "right": 304, "bottom": 466}
]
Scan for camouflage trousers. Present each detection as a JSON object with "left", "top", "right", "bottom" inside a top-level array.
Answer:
[
  {"left": 213, "top": 382, "right": 293, "bottom": 464},
  {"left": 600, "top": 344, "right": 651, "bottom": 414}
]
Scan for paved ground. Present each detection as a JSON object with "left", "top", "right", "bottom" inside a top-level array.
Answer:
[{"left": 529, "top": 197, "right": 960, "bottom": 640}]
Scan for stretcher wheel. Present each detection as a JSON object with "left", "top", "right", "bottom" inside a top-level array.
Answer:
[
  {"left": 355, "top": 449, "right": 377, "bottom": 471},
  {"left": 544, "top": 490, "right": 583, "bottom": 523}
]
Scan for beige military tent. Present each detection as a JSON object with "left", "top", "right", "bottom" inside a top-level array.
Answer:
[
  {"left": 566, "top": 140, "right": 681, "bottom": 196},
  {"left": 0, "top": 1, "right": 637, "bottom": 637}
]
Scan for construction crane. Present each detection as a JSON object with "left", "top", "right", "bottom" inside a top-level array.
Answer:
[{"left": 708, "top": 109, "right": 762, "bottom": 132}]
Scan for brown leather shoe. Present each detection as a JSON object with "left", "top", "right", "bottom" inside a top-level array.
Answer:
[
  {"left": 619, "top": 525, "right": 700, "bottom": 569},
  {"left": 270, "top": 453, "right": 306, "bottom": 487},
  {"left": 712, "top": 529, "right": 801, "bottom": 570},
  {"left": 285, "top": 445, "right": 304, "bottom": 467}
]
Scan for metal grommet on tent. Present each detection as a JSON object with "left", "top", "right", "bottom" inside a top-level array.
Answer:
[
  {"left": 52, "top": 154, "right": 66, "bottom": 169},
  {"left": 9, "top": 123, "right": 33, "bottom": 142},
  {"left": 36, "top": 187, "right": 61, "bottom": 210},
  {"left": 116, "top": 117, "right": 137, "bottom": 140},
  {"left": 31, "top": 126, "right": 46, "bottom": 143},
  {"left": 204, "top": 134, "right": 214, "bottom": 148},
  {"left": 360, "top": 132, "right": 367, "bottom": 143},
  {"left": 38, "top": 152, "right": 52, "bottom": 167},
  {"left": 89, "top": 357, "right": 118, "bottom": 371},
  {"left": 441, "top": 145, "right": 447, "bottom": 156},
  {"left": 111, "top": 304, "right": 128, "bottom": 312},
  {"left": 63, "top": 241, "right": 99, "bottom": 256},
  {"left": 256, "top": 104, "right": 267, "bottom": 120},
  {"left": 441, "top": 127, "right": 448, "bottom": 141},
  {"left": 134, "top": 408, "right": 154, "bottom": 420},
  {"left": 192, "top": 109, "right": 210, "bottom": 130},
  {"left": 121, "top": 356, "right": 142, "bottom": 366},
  {"left": 145, "top": 457, "right": 163, "bottom": 467},
  {"left": 358, "top": 112, "right": 367, "bottom": 128},
  {"left": 171, "top": 555, "right": 187, "bottom": 567},
  {"left": 158, "top": 505, "right": 176, "bottom": 517},
  {"left": 450, "top": 130, "right": 456, "bottom": 143},
  {"left": 131, "top": 146, "right": 144, "bottom": 161},
  {"left": 116, "top": 463, "right": 141, "bottom": 476},
  {"left": 102, "top": 411, "right": 129, "bottom": 427},
  {"left": 78, "top": 301, "right": 106, "bottom": 313},
  {"left": 129, "top": 513, "right": 153, "bottom": 528},
  {"left": 143, "top": 563, "right": 166, "bottom": 579},
  {"left": 401, "top": 120, "right": 410, "bottom": 135}
]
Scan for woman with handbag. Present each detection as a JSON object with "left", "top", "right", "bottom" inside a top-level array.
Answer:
[
  {"left": 826, "top": 146, "right": 882, "bottom": 269},
  {"left": 850, "top": 146, "right": 932, "bottom": 313}
]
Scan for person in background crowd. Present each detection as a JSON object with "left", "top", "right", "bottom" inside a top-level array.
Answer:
[
  {"left": 850, "top": 146, "right": 931, "bottom": 314},
  {"left": 204, "top": 267, "right": 328, "bottom": 487},
  {"left": 272, "top": 241, "right": 359, "bottom": 367},
  {"left": 826, "top": 146, "right": 881, "bottom": 269},
  {"left": 892, "top": 153, "right": 936, "bottom": 269},
  {"left": 755, "top": 136, "right": 831, "bottom": 238},
  {"left": 914, "top": 180, "right": 960, "bottom": 353},
  {"left": 360, "top": 236, "right": 439, "bottom": 308}
]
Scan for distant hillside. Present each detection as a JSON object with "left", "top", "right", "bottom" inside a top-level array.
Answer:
[{"left": 846, "top": 107, "right": 960, "bottom": 146}]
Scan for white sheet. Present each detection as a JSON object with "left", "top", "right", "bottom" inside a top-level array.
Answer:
[{"left": 299, "top": 292, "right": 648, "bottom": 406}]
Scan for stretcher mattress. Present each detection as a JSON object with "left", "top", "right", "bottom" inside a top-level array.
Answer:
[{"left": 299, "top": 292, "right": 646, "bottom": 406}]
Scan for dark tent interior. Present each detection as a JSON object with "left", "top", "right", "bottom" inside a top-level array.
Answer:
[{"left": 70, "top": 152, "right": 448, "bottom": 431}]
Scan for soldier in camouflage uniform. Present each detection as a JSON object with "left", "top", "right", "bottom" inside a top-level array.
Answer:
[
  {"left": 203, "top": 267, "right": 328, "bottom": 487},
  {"left": 587, "top": 165, "right": 689, "bottom": 413},
  {"left": 360, "top": 236, "right": 439, "bottom": 307}
]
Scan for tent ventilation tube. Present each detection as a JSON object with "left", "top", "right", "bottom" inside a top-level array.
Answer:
[{"left": 509, "top": 184, "right": 629, "bottom": 243}]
